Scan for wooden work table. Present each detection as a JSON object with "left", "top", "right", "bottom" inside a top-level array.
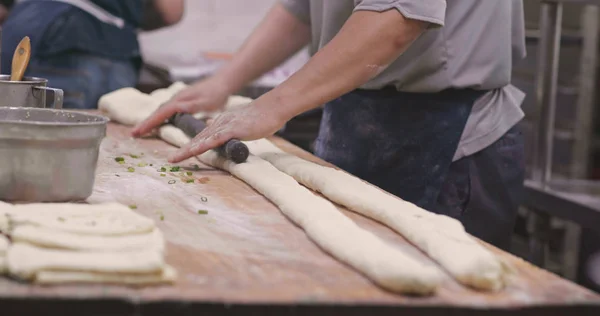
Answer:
[{"left": 0, "top": 121, "right": 599, "bottom": 316}]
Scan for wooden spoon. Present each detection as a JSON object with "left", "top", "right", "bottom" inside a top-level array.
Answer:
[{"left": 10, "top": 36, "right": 31, "bottom": 81}]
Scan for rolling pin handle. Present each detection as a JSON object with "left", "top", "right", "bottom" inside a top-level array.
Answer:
[{"left": 223, "top": 139, "right": 249, "bottom": 164}]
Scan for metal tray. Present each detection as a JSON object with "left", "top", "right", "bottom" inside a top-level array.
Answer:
[{"left": 0, "top": 107, "right": 109, "bottom": 202}]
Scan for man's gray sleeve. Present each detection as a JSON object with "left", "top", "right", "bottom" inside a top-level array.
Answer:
[
  {"left": 354, "top": 0, "right": 446, "bottom": 27},
  {"left": 279, "top": 0, "right": 311, "bottom": 24}
]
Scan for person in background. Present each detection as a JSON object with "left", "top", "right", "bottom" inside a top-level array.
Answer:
[
  {"left": 0, "top": 0, "right": 14, "bottom": 24},
  {"left": 1, "top": 0, "right": 184, "bottom": 109},
  {"left": 134, "top": 1, "right": 526, "bottom": 251}
]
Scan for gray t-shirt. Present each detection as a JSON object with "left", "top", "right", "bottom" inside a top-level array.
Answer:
[{"left": 280, "top": 0, "right": 526, "bottom": 160}]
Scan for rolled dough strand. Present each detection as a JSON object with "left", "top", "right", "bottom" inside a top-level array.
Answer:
[
  {"left": 159, "top": 126, "right": 441, "bottom": 295},
  {"left": 11, "top": 226, "right": 165, "bottom": 253},
  {"left": 245, "top": 139, "right": 508, "bottom": 291},
  {"left": 35, "top": 265, "right": 177, "bottom": 286},
  {"left": 7, "top": 243, "right": 164, "bottom": 281},
  {"left": 99, "top": 83, "right": 253, "bottom": 127}
]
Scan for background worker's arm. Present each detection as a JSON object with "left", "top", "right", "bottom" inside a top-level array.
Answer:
[
  {"left": 133, "top": 3, "right": 311, "bottom": 136},
  {"left": 169, "top": 9, "right": 428, "bottom": 163},
  {"left": 140, "top": 0, "right": 185, "bottom": 31}
]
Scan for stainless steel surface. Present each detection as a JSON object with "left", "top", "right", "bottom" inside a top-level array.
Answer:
[
  {"left": 543, "top": 0, "right": 600, "bottom": 4},
  {"left": 34, "top": 86, "right": 64, "bottom": 109},
  {"left": 0, "top": 107, "right": 108, "bottom": 202},
  {"left": 524, "top": 179, "right": 600, "bottom": 230},
  {"left": 532, "top": 2, "right": 563, "bottom": 186},
  {"left": 571, "top": 6, "right": 599, "bottom": 178},
  {"left": 0, "top": 75, "right": 64, "bottom": 109},
  {"left": 0, "top": 27, "right": 3, "bottom": 75}
]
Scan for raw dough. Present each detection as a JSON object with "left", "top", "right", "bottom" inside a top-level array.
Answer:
[
  {"left": 7, "top": 243, "right": 164, "bottom": 280},
  {"left": 35, "top": 265, "right": 177, "bottom": 286},
  {"left": 160, "top": 127, "right": 441, "bottom": 295},
  {"left": 0, "top": 234, "right": 8, "bottom": 255},
  {"left": 5, "top": 202, "right": 155, "bottom": 236},
  {"left": 99, "top": 82, "right": 252, "bottom": 126},
  {"left": 0, "top": 210, "right": 8, "bottom": 234},
  {"left": 0, "top": 235, "right": 8, "bottom": 274},
  {"left": 245, "top": 139, "right": 508, "bottom": 291},
  {"left": 11, "top": 226, "right": 164, "bottom": 253}
]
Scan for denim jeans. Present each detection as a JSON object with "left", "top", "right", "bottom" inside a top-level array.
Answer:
[
  {"left": 315, "top": 88, "right": 525, "bottom": 250},
  {"left": 26, "top": 52, "right": 138, "bottom": 109}
]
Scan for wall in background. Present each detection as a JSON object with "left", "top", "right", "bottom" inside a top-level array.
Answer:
[{"left": 139, "top": 0, "right": 279, "bottom": 68}]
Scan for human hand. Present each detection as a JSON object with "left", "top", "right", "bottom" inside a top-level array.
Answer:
[
  {"left": 168, "top": 103, "right": 286, "bottom": 163},
  {"left": 131, "top": 77, "right": 231, "bottom": 137}
]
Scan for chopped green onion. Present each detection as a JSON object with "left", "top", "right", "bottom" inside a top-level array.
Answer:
[
  {"left": 115, "top": 157, "right": 125, "bottom": 162},
  {"left": 186, "top": 171, "right": 193, "bottom": 176},
  {"left": 118, "top": 161, "right": 126, "bottom": 165},
  {"left": 137, "top": 162, "right": 147, "bottom": 167},
  {"left": 129, "top": 205, "right": 137, "bottom": 210},
  {"left": 168, "top": 180, "right": 176, "bottom": 184},
  {"left": 185, "top": 179, "right": 194, "bottom": 183},
  {"left": 160, "top": 167, "right": 167, "bottom": 172},
  {"left": 160, "top": 173, "right": 166, "bottom": 177},
  {"left": 149, "top": 164, "right": 153, "bottom": 166},
  {"left": 170, "top": 166, "right": 181, "bottom": 172},
  {"left": 127, "top": 167, "right": 135, "bottom": 172},
  {"left": 197, "top": 210, "right": 208, "bottom": 215},
  {"left": 160, "top": 215, "right": 165, "bottom": 221},
  {"left": 129, "top": 154, "right": 139, "bottom": 159}
]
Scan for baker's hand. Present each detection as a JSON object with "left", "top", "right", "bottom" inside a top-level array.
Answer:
[
  {"left": 168, "top": 103, "right": 285, "bottom": 163},
  {"left": 131, "top": 77, "right": 231, "bottom": 137}
]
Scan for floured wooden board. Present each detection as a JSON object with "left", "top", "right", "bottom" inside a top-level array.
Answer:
[{"left": 0, "top": 119, "right": 599, "bottom": 315}]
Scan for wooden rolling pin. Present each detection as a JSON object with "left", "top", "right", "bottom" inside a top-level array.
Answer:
[{"left": 11, "top": 36, "right": 31, "bottom": 81}]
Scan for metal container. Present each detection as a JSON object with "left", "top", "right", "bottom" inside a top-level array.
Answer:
[
  {"left": 0, "top": 107, "right": 109, "bottom": 202},
  {"left": 0, "top": 75, "right": 63, "bottom": 109}
]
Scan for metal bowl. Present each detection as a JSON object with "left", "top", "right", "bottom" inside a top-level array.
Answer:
[{"left": 0, "top": 107, "right": 109, "bottom": 202}]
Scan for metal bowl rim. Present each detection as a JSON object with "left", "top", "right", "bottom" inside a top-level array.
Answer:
[
  {"left": 0, "top": 75, "right": 48, "bottom": 84},
  {"left": 0, "top": 107, "right": 110, "bottom": 126}
]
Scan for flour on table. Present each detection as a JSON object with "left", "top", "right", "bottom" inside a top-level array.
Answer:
[
  {"left": 157, "top": 126, "right": 441, "bottom": 295},
  {"left": 245, "top": 139, "right": 509, "bottom": 291}
]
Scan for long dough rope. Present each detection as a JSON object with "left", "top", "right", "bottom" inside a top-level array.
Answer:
[
  {"left": 245, "top": 139, "right": 510, "bottom": 291},
  {"left": 160, "top": 125, "right": 441, "bottom": 295}
]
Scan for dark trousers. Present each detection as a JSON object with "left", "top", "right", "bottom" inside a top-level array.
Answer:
[
  {"left": 315, "top": 88, "right": 525, "bottom": 251},
  {"left": 26, "top": 52, "right": 138, "bottom": 109}
]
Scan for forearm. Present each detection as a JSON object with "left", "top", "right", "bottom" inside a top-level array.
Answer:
[
  {"left": 256, "top": 9, "right": 427, "bottom": 120},
  {"left": 214, "top": 3, "right": 311, "bottom": 94},
  {"left": 140, "top": 0, "right": 184, "bottom": 31}
]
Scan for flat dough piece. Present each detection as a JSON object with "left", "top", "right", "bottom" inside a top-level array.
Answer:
[
  {"left": 0, "top": 234, "right": 8, "bottom": 255},
  {"left": 246, "top": 139, "right": 508, "bottom": 291},
  {"left": 7, "top": 243, "right": 164, "bottom": 280},
  {"left": 0, "top": 256, "right": 6, "bottom": 275},
  {"left": 0, "top": 234, "right": 9, "bottom": 274},
  {"left": 11, "top": 226, "right": 164, "bottom": 253},
  {"left": 6, "top": 202, "right": 155, "bottom": 236},
  {"left": 0, "top": 210, "right": 8, "bottom": 234},
  {"left": 160, "top": 127, "right": 441, "bottom": 295},
  {"left": 35, "top": 265, "right": 177, "bottom": 286}
]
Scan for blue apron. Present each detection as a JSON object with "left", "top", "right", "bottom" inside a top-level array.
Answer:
[{"left": 1, "top": 0, "right": 142, "bottom": 73}]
